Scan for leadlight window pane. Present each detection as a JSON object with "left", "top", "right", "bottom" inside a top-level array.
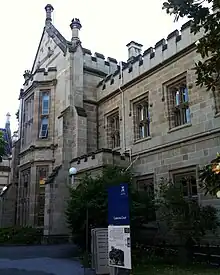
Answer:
[
  {"left": 136, "top": 102, "right": 150, "bottom": 140},
  {"left": 39, "top": 117, "right": 48, "bottom": 138},
  {"left": 183, "top": 87, "right": 189, "bottom": 102},
  {"left": 108, "top": 112, "right": 120, "bottom": 149},
  {"left": 42, "top": 93, "right": 49, "bottom": 115},
  {"left": 173, "top": 172, "right": 197, "bottom": 198},
  {"left": 170, "top": 81, "right": 190, "bottom": 127}
]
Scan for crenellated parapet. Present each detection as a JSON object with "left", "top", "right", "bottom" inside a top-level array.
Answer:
[
  {"left": 96, "top": 20, "right": 203, "bottom": 100},
  {"left": 83, "top": 47, "right": 123, "bottom": 75},
  {"left": 70, "top": 148, "right": 130, "bottom": 175}
]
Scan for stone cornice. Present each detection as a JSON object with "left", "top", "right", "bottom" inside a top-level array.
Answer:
[
  {"left": 70, "top": 148, "right": 129, "bottom": 164},
  {"left": 132, "top": 127, "right": 220, "bottom": 158},
  {"left": 83, "top": 66, "right": 107, "bottom": 77},
  {"left": 19, "top": 144, "right": 58, "bottom": 157},
  {"left": 19, "top": 79, "right": 57, "bottom": 99},
  {"left": 18, "top": 159, "right": 54, "bottom": 168},
  {"left": 83, "top": 99, "right": 98, "bottom": 105},
  {"left": 0, "top": 166, "right": 11, "bottom": 172}
]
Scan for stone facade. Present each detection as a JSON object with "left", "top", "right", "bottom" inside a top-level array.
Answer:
[{"left": 12, "top": 4, "right": 220, "bottom": 234}]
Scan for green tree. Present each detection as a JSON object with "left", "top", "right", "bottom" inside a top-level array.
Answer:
[
  {"left": 66, "top": 165, "right": 155, "bottom": 250},
  {"left": 0, "top": 131, "right": 6, "bottom": 162},
  {"left": 199, "top": 153, "right": 220, "bottom": 196},
  {"left": 158, "top": 178, "right": 219, "bottom": 244},
  {"left": 163, "top": 0, "right": 220, "bottom": 91},
  {"left": 157, "top": 178, "right": 219, "bottom": 263}
]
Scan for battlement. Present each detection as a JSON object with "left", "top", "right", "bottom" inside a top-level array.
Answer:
[
  {"left": 21, "top": 67, "right": 57, "bottom": 98},
  {"left": 96, "top": 20, "right": 203, "bottom": 100},
  {"left": 83, "top": 47, "right": 124, "bottom": 75},
  {"left": 70, "top": 148, "right": 129, "bottom": 175}
]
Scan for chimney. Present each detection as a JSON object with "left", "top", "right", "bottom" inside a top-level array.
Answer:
[
  {"left": 45, "top": 4, "right": 54, "bottom": 23},
  {"left": 70, "top": 18, "right": 82, "bottom": 42},
  {"left": 126, "top": 41, "right": 143, "bottom": 62}
]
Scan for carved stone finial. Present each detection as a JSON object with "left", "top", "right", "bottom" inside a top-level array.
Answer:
[
  {"left": 6, "top": 113, "right": 11, "bottom": 123},
  {"left": 45, "top": 4, "right": 54, "bottom": 22},
  {"left": 23, "top": 70, "right": 31, "bottom": 81},
  {"left": 70, "top": 18, "right": 82, "bottom": 30}
]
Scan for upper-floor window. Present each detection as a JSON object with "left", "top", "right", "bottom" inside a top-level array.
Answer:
[
  {"left": 22, "top": 94, "right": 34, "bottom": 147},
  {"left": 134, "top": 97, "right": 150, "bottom": 140},
  {"left": 107, "top": 112, "right": 120, "bottom": 149},
  {"left": 167, "top": 78, "right": 191, "bottom": 128},
  {"left": 39, "top": 117, "right": 49, "bottom": 138},
  {"left": 42, "top": 93, "right": 49, "bottom": 115},
  {"left": 213, "top": 89, "right": 220, "bottom": 114},
  {"left": 172, "top": 170, "right": 197, "bottom": 199},
  {"left": 39, "top": 91, "right": 50, "bottom": 139}
]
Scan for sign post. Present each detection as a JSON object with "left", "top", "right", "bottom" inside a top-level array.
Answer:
[{"left": 108, "top": 183, "right": 131, "bottom": 275}]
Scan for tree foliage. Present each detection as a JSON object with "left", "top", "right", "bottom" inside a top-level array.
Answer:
[
  {"left": 163, "top": 0, "right": 220, "bottom": 92},
  {"left": 199, "top": 153, "right": 220, "bottom": 196},
  {"left": 158, "top": 178, "right": 219, "bottom": 245},
  {"left": 66, "top": 165, "right": 155, "bottom": 250}
]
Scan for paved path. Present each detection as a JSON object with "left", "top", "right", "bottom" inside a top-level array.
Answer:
[{"left": 0, "top": 245, "right": 92, "bottom": 275}]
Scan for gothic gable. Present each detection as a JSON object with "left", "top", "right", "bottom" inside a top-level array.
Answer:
[{"left": 31, "top": 23, "right": 68, "bottom": 74}]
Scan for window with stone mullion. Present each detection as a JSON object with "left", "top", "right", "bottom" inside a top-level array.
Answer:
[
  {"left": 20, "top": 168, "right": 30, "bottom": 226},
  {"left": 137, "top": 103, "right": 150, "bottom": 139},
  {"left": 36, "top": 166, "right": 48, "bottom": 227},
  {"left": 168, "top": 80, "right": 190, "bottom": 128},
  {"left": 22, "top": 95, "right": 34, "bottom": 146},
  {"left": 39, "top": 92, "right": 49, "bottom": 139},
  {"left": 213, "top": 89, "right": 220, "bottom": 114},
  {"left": 173, "top": 171, "right": 197, "bottom": 199},
  {"left": 109, "top": 114, "right": 120, "bottom": 149}
]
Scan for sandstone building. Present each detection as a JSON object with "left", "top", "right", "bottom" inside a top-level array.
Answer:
[
  {"left": 13, "top": 4, "right": 220, "bottom": 235},
  {"left": 0, "top": 113, "right": 14, "bottom": 227}
]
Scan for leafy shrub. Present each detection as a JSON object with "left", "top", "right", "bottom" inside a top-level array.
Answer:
[
  {"left": 199, "top": 153, "right": 220, "bottom": 196},
  {"left": 0, "top": 226, "right": 42, "bottom": 245},
  {"left": 157, "top": 178, "right": 220, "bottom": 245},
  {"left": 66, "top": 165, "right": 155, "bottom": 250}
]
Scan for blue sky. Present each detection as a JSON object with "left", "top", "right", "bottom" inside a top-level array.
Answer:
[{"left": 0, "top": 0, "right": 186, "bottom": 132}]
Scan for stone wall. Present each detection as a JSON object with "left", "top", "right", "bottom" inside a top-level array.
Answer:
[
  {"left": 97, "top": 38, "right": 220, "bottom": 208},
  {"left": 0, "top": 185, "right": 17, "bottom": 228}
]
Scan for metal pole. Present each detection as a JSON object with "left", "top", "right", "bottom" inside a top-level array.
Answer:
[
  {"left": 86, "top": 206, "right": 89, "bottom": 256},
  {"left": 84, "top": 206, "right": 89, "bottom": 275}
]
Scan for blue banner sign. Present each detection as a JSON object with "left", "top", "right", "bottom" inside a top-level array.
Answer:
[{"left": 108, "top": 183, "right": 130, "bottom": 226}]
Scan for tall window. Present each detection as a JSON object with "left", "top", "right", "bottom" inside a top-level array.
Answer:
[
  {"left": 136, "top": 176, "right": 154, "bottom": 198},
  {"left": 213, "top": 89, "right": 220, "bottom": 114},
  {"left": 36, "top": 166, "right": 48, "bottom": 227},
  {"left": 167, "top": 79, "right": 190, "bottom": 128},
  {"left": 136, "top": 175, "right": 156, "bottom": 221},
  {"left": 42, "top": 93, "right": 49, "bottom": 115},
  {"left": 22, "top": 95, "right": 34, "bottom": 146},
  {"left": 107, "top": 112, "right": 120, "bottom": 149},
  {"left": 39, "top": 92, "right": 49, "bottom": 139},
  {"left": 172, "top": 170, "right": 197, "bottom": 199},
  {"left": 18, "top": 168, "right": 30, "bottom": 226},
  {"left": 134, "top": 99, "right": 150, "bottom": 140}
]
